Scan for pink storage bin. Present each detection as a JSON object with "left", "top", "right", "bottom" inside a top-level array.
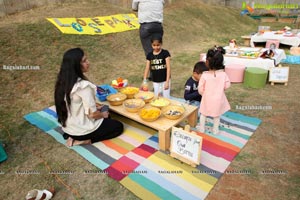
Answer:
[{"left": 225, "top": 64, "right": 246, "bottom": 83}]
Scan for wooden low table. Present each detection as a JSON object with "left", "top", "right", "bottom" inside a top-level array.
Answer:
[{"left": 101, "top": 98, "right": 198, "bottom": 151}]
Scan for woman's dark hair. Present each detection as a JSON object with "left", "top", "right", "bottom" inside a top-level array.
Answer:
[
  {"left": 206, "top": 47, "right": 224, "bottom": 70},
  {"left": 54, "top": 48, "right": 87, "bottom": 127}
]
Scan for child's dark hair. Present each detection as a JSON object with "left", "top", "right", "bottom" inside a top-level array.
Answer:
[
  {"left": 216, "top": 46, "right": 225, "bottom": 54},
  {"left": 151, "top": 34, "right": 163, "bottom": 43},
  {"left": 206, "top": 48, "right": 224, "bottom": 70},
  {"left": 193, "top": 61, "right": 208, "bottom": 74},
  {"left": 206, "top": 46, "right": 225, "bottom": 60}
]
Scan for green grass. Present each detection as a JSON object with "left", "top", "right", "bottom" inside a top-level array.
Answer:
[
  {"left": 1, "top": 0, "right": 300, "bottom": 199},
  {"left": 287, "top": 176, "right": 300, "bottom": 199}
]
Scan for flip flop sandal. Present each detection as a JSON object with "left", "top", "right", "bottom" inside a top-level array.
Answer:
[{"left": 25, "top": 188, "right": 54, "bottom": 200}]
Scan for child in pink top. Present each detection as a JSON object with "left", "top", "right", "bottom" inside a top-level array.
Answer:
[{"left": 197, "top": 48, "right": 231, "bottom": 134}]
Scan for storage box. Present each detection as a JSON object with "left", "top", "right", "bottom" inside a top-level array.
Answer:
[
  {"left": 96, "top": 84, "right": 118, "bottom": 101},
  {"left": 290, "top": 47, "right": 300, "bottom": 55}
]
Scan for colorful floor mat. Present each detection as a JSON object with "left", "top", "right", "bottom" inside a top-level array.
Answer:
[{"left": 24, "top": 106, "right": 261, "bottom": 200}]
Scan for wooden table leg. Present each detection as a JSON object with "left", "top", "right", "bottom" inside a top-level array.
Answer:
[
  {"left": 187, "top": 109, "right": 198, "bottom": 127},
  {"left": 158, "top": 129, "right": 171, "bottom": 151}
]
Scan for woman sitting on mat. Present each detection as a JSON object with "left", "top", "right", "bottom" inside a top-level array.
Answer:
[{"left": 54, "top": 48, "right": 124, "bottom": 147}]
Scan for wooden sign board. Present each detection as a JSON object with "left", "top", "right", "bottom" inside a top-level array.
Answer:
[
  {"left": 269, "top": 66, "right": 289, "bottom": 86},
  {"left": 170, "top": 126, "right": 203, "bottom": 167}
]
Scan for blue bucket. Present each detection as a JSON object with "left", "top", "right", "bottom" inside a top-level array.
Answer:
[{"left": 0, "top": 142, "right": 7, "bottom": 163}]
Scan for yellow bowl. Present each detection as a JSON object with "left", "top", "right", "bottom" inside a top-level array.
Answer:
[
  {"left": 123, "top": 99, "right": 145, "bottom": 113},
  {"left": 162, "top": 105, "right": 185, "bottom": 120},
  {"left": 134, "top": 91, "right": 154, "bottom": 103},
  {"left": 139, "top": 106, "right": 161, "bottom": 122},
  {"left": 106, "top": 93, "right": 127, "bottom": 106},
  {"left": 120, "top": 86, "right": 140, "bottom": 99},
  {"left": 150, "top": 97, "right": 170, "bottom": 109}
]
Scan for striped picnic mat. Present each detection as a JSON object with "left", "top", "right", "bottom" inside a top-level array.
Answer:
[{"left": 24, "top": 106, "right": 261, "bottom": 200}]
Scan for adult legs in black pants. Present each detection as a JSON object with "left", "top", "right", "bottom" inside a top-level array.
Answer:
[
  {"left": 139, "top": 22, "right": 164, "bottom": 57},
  {"left": 63, "top": 118, "right": 124, "bottom": 144},
  {"left": 89, "top": 118, "right": 124, "bottom": 143}
]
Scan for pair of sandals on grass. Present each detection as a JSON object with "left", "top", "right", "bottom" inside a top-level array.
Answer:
[{"left": 25, "top": 187, "right": 55, "bottom": 200}]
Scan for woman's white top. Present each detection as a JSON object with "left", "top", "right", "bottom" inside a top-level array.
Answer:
[{"left": 62, "top": 79, "right": 103, "bottom": 136}]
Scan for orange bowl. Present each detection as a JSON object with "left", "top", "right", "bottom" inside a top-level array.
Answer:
[{"left": 111, "top": 85, "right": 125, "bottom": 90}]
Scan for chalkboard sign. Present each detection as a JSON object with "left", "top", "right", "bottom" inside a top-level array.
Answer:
[
  {"left": 170, "top": 126, "right": 203, "bottom": 167},
  {"left": 269, "top": 66, "right": 289, "bottom": 85}
]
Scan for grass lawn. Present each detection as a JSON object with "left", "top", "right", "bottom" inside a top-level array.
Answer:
[{"left": 0, "top": 0, "right": 299, "bottom": 199}]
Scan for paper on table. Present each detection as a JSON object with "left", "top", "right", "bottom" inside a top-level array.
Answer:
[
  {"left": 263, "top": 32, "right": 274, "bottom": 37},
  {"left": 239, "top": 47, "right": 261, "bottom": 52}
]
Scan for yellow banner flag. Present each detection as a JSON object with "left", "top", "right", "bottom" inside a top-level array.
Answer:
[{"left": 47, "top": 13, "right": 140, "bottom": 35}]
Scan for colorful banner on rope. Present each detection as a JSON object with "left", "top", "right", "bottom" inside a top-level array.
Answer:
[{"left": 47, "top": 13, "right": 140, "bottom": 35}]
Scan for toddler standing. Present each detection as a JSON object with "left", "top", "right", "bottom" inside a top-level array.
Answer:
[{"left": 197, "top": 48, "right": 231, "bottom": 134}]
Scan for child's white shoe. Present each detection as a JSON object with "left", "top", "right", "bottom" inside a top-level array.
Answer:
[
  {"left": 212, "top": 117, "right": 220, "bottom": 135},
  {"left": 196, "top": 124, "right": 205, "bottom": 133},
  {"left": 212, "top": 128, "right": 219, "bottom": 135}
]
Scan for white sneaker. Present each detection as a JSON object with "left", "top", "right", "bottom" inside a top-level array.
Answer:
[
  {"left": 213, "top": 128, "right": 219, "bottom": 135},
  {"left": 196, "top": 124, "right": 205, "bottom": 133}
]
